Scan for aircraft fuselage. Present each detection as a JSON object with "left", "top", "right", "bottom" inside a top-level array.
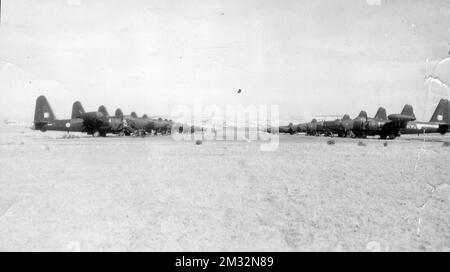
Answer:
[
  {"left": 34, "top": 118, "right": 85, "bottom": 133},
  {"left": 401, "top": 121, "right": 445, "bottom": 135}
]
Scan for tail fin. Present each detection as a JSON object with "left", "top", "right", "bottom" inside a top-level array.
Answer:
[
  {"left": 71, "top": 101, "right": 85, "bottom": 119},
  {"left": 131, "top": 112, "right": 137, "bottom": 118},
  {"left": 115, "top": 108, "right": 123, "bottom": 118},
  {"left": 34, "top": 95, "right": 56, "bottom": 124},
  {"left": 98, "top": 105, "right": 109, "bottom": 118},
  {"left": 430, "top": 99, "right": 450, "bottom": 123},
  {"left": 142, "top": 114, "right": 148, "bottom": 118},
  {"left": 342, "top": 114, "right": 350, "bottom": 121},
  {"left": 401, "top": 104, "right": 415, "bottom": 119},
  {"left": 374, "top": 107, "right": 387, "bottom": 120},
  {"left": 358, "top": 111, "right": 367, "bottom": 120}
]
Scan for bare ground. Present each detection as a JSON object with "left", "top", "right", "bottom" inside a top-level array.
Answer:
[{"left": 0, "top": 125, "right": 449, "bottom": 251}]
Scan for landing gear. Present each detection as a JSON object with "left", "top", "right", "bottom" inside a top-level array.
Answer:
[
  {"left": 345, "top": 130, "right": 355, "bottom": 138},
  {"left": 381, "top": 133, "right": 396, "bottom": 140},
  {"left": 92, "top": 130, "right": 106, "bottom": 137}
]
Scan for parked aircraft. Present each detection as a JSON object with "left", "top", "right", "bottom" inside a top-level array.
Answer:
[
  {"left": 399, "top": 99, "right": 450, "bottom": 136},
  {"left": 123, "top": 112, "right": 173, "bottom": 135},
  {"left": 33, "top": 96, "right": 85, "bottom": 133},
  {"left": 279, "top": 123, "right": 295, "bottom": 134},
  {"left": 33, "top": 96, "right": 124, "bottom": 137}
]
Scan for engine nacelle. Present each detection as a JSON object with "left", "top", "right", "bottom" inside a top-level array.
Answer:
[
  {"left": 388, "top": 114, "right": 416, "bottom": 123},
  {"left": 367, "top": 120, "right": 382, "bottom": 131},
  {"left": 353, "top": 119, "right": 365, "bottom": 130}
]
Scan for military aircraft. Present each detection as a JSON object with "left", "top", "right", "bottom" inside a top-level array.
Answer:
[
  {"left": 399, "top": 99, "right": 450, "bottom": 136},
  {"left": 285, "top": 110, "right": 373, "bottom": 138},
  {"left": 335, "top": 106, "right": 414, "bottom": 139},
  {"left": 33, "top": 95, "right": 124, "bottom": 137},
  {"left": 339, "top": 104, "right": 426, "bottom": 139},
  {"left": 299, "top": 118, "right": 323, "bottom": 136},
  {"left": 321, "top": 108, "right": 385, "bottom": 138},
  {"left": 279, "top": 122, "right": 296, "bottom": 134},
  {"left": 91, "top": 105, "right": 126, "bottom": 136},
  {"left": 364, "top": 107, "right": 389, "bottom": 137},
  {"left": 338, "top": 108, "right": 389, "bottom": 138},
  {"left": 121, "top": 112, "right": 174, "bottom": 136},
  {"left": 323, "top": 117, "right": 345, "bottom": 137},
  {"left": 33, "top": 96, "right": 85, "bottom": 133},
  {"left": 341, "top": 111, "right": 369, "bottom": 138}
]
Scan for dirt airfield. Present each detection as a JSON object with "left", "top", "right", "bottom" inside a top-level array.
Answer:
[{"left": 0, "top": 124, "right": 449, "bottom": 251}]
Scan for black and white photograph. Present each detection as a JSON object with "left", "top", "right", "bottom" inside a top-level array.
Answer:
[{"left": 0, "top": 0, "right": 449, "bottom": 255}]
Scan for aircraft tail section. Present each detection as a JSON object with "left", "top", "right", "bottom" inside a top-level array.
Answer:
[
  {"left": 71, "top": 101, "right": 85, "bottom": 119},
  {"left": 34, "top": 95, "right": 56, "bottom": 125},
  {"left": 98, "top": 105, "right": 109, "bottom": 118},
  {"left": 430, "top": 99, "right": 450, "bottom": 123},
  {"left": 115, "top": 108, "right": 123, "bottom": 118},
  {"left": 400, "top": 104, "right": 415, "bottom": 119},
  {"left": 358, "top": 111, "right": 367, "bottom": 120},
  {"left": 374, "top": 107, "right": 387, "bottom": 120}
]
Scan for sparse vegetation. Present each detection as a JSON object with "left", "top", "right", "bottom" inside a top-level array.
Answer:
[
  {"left": 327, "top": 139, "right": 335, "bottom": 145},
  {"left": 196, "top": 140, "right": 202, "bottom": 145},
  {"left": 62, "top": 134, "right": 80, "bottom": 139},
  {"left": 443, "top": 141, "right": 450, "bottom": 147},
  {"left": 358, "top": 141, "right": 366, "bottom": 146}
]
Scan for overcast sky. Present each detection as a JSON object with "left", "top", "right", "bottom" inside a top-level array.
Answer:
[{"left": 1, "top": 0, "right": 450, "bottom": 122}]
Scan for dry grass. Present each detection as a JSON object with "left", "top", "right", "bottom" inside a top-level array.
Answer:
[{"left": 0, "top": 127, "right": 449, "bottom": 251}]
